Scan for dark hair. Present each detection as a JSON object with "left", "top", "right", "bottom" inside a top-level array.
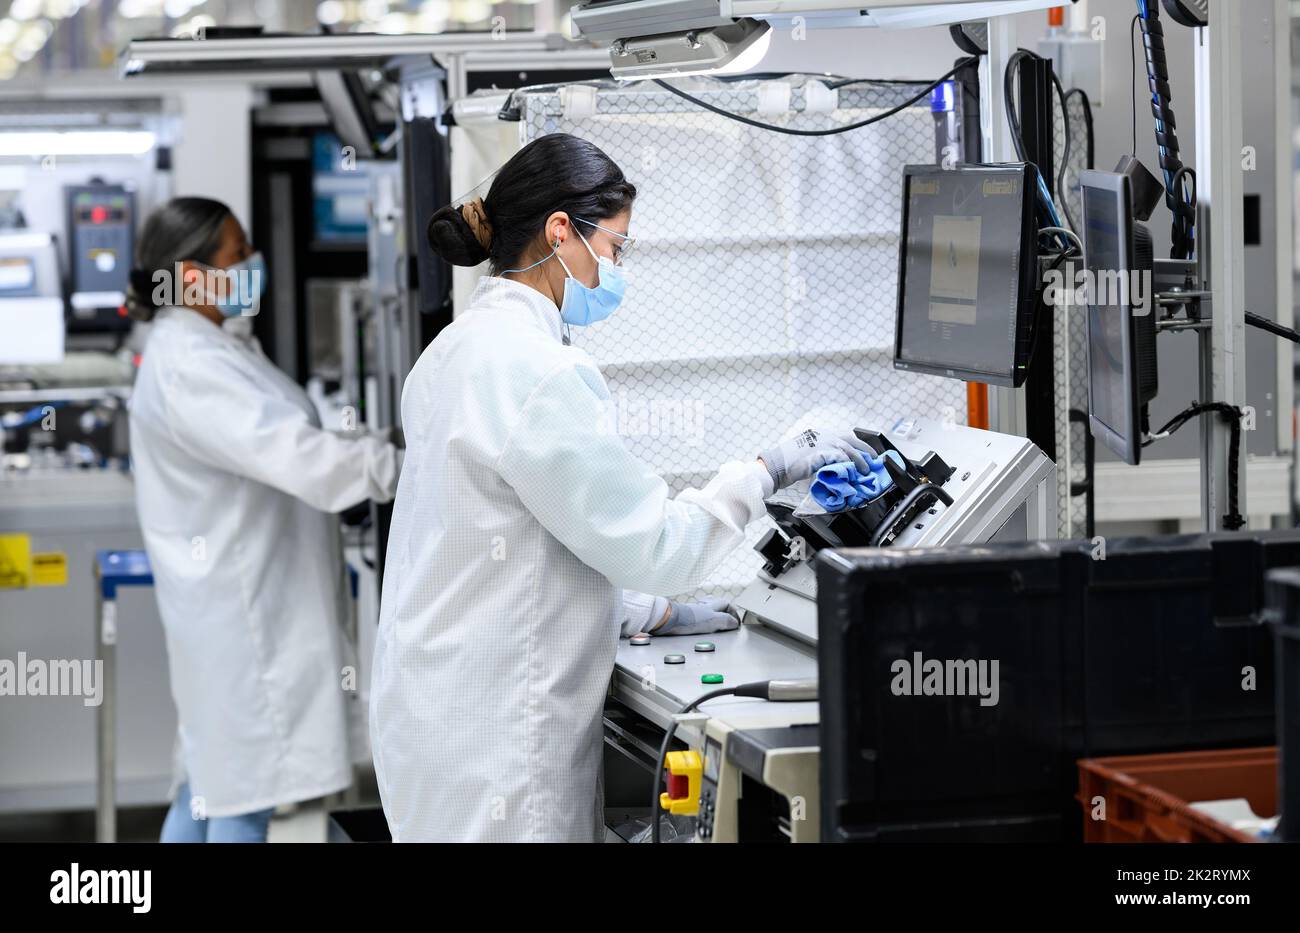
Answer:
[
  {"left": 126, "top": 196, "right": 231, "bottom": 321},
  {"left": 427, "top": 133, "right": 636, "bottom": 274}
]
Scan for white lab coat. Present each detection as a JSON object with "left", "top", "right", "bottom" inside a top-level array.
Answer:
[
  {"left": 129, "top": 306, "right": 400, "bottom": 817},
  {"left": 370, "top": 276, "right": 769, "bottom": 842}
]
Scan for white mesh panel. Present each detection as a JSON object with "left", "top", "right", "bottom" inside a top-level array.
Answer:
[
  {"left": 517, "top": 78, "right": 969, "bottom": 597},
  {"left": 1053, "top": 89, "right": 1095, "bottom": 539}
]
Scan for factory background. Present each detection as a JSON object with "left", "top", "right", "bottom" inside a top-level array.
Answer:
[{"left": 0, "top": 0, "right": 1296, "bottom": 880}]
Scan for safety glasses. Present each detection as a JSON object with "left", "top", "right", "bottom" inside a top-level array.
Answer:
[{"left": 575, "top": 216, "right": 636, "bottom": 266}]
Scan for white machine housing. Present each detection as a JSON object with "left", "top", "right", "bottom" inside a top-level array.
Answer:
[
  {"left": 607, "top": 418, "right": 1055, "bottom": 842},
  {"left": 733, "top": 416, "right": 1056, "bottom": 646}
]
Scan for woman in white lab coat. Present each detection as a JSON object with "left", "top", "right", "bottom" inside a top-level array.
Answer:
[
  {"left": 126, "top": 197, "right": 402, "bottom": 842},
  {"left": 370, "top": 134, "right": 870, "bottom": 842}
]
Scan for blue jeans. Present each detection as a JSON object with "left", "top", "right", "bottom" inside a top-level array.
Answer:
[{"left": 160, "top": 782, "right": 274, "bottom": 843}]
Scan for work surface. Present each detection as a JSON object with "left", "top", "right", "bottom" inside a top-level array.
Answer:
[{"left": 610, "top": 621, "right": 819, "bottom": 734}]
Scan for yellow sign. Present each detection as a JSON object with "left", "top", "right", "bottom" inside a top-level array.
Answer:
[
  {"left": 31, "top": 552, "right": 68, "bottom": 587},
  {"left": 0, "top": 533, "right": 32, "bottom": 589}
]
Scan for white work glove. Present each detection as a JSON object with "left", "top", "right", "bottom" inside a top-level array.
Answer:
[
  {"left": 758, "top": 427, "right": 874, "bottom": 491},
  {"left": 621, "top": 593, "right": 740, "bottom": 637},
  {"left": 655, "top": 597, "right": 740, "bottom": 636}
]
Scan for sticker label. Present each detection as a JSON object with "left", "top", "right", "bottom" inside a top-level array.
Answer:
[
  {"left": 0, "top": 534, "right": 32, "bottom": 590},
  {"left": 31, "top": 552, "right": 68, "bottom": 587}
]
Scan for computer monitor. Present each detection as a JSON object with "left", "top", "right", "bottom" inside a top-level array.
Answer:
[
  {"left": 893, "top": 163, "right": 1038, "bottom": 387},
  {"left": 1079, "top": 169, "right": 1157, "bottom": 465}
]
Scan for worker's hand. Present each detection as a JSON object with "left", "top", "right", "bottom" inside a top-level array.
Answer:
[
  {"left": 652, "top": 597, "right": 740, "bottom": 637},
  {"left": 758, "top": 428, "right": 873, "bottom": 490}
]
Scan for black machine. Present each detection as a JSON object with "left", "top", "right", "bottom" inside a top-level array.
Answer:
[
  {"left": 817, "top": 531, "right": 1296, "bottom": 843},
  {"left": 64, "top": 180, "right": 135, "bottom": 333},
  {"left": 1265, "top": 569, "right": 1300, "bottom": 843},
  {"left": 893, "top": 162, "right": 1040, "bottom": 387},
  {"left": 1079, "top": 167, "right": 1159, "bottom": 465},
  {"left": 755, "top": 426, "right": 956, "bottom": 577}
]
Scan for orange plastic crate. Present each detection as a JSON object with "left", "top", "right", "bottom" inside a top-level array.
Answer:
[{"left": 1077, "top": 747, "right": 1277, "bottom": 843}]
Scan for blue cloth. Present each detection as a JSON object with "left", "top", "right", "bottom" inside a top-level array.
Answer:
[
  {"left": 160, "top": 782, "right": 275, "bottom": 843},
  {"left": 810, "top": 450, "right": 904, "bottom": 513}
]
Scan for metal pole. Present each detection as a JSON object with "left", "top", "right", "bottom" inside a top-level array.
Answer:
[
  {"left": 1270, "top": 0, "right": 1295, "bottom": 463},
  {"left": 1194, "top": 1, "right": 1248, "bottom": 531},
  {"left": 95, "top": 586, "right": 117, "bottom": 843},
  {"left": 982, "top": 15, "right": 1028, "bottom": 440}
]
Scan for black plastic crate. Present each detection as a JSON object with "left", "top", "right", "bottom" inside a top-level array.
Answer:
[{"left": 817, "top": 530, "right": 1295, "bottom": 843}]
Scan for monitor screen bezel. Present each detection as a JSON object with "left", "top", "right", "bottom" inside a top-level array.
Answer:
[
  {"left": 892, "top": 162, "right": 1037, "bottom": 388},
  {"left": 1079, "top": 168, "right": 1143, "bottom": 467}
]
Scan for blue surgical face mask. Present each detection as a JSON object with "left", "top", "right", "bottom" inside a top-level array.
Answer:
[
  {"left": 209, "top": 251, "right": 267, "bottom": 318},
  {"left": 555, "top": 229, "right": 625, "bottom": 326},
  {"left": 503, "top": 225, "right": 627, "bottom": 327}
]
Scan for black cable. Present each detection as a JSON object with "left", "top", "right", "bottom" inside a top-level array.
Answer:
[
  {"left": 707, "top": 70, "right": 935, "bottom": 87},
  {"left": 1051, "top": 70, "right": 1076, "bottom": 233},
  {"left": 1068, "top": 408, "right": 1096, "bottom": 538},
  {"left": 826, "top": 76, "right": 940, "bottom": 89},
  {"left": 1004, "top": 49, "right": 1075, "bottom": 230},
  {"left": 651, "top": 57, "right": 979, "bottom": 138},
  {"left": 1247, "top": 309, "right": 1300, "bottom": 344},
  {"left": 1002, "top": 50, "right": 1032, "bottom": 162},
  {"left": 1136, "top": 2, "right": 1196, "bottom": 259},
  {"left": 1130, "top": 13, "right": 1140, "bottom": 156},
  {"left": 1143, "top": 402, "right": 1246, "bottom": 531},
  {"left": 716, "top": 70, "right": 852, "bottom": 84},
  {"left": 1172, "top": 165, "right": 1196, "bottom": 231},
  {"left": 650, "top": 686, "right": 736, "bottom": 843}
]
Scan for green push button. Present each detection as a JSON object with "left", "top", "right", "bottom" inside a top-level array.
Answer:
[{"left": 701, "top": 673, "right": 724, "bottom": 684}]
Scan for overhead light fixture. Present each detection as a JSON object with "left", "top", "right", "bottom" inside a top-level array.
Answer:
[
  {"left": 0, "top": 130, "right": 157, "bottom": 157},
  {"left": 573, "top": 0, "right": 1067, "bottom": 80},
  {"left": 8, "top": 0, "right": 42, "bottom": 23},
  {"left": 607, "top": 19, "right": 771, "bottom": 80}
]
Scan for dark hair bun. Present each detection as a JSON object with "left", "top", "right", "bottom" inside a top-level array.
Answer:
[
  {"left": 125, "top": 267, "right": 164, "bottom": 322},
  {"left": 427, "top": 200, "right": 491, "bottom": 267}
]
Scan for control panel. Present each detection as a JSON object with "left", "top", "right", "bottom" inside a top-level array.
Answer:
[{"left": 65, "top": 182, "right": 135, "bottom": 331}]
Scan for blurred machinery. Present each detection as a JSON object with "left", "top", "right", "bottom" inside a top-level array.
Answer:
[
  {"left": 0, "top": 96, "right": 169, "bottom": 815},
  {"left": 603, "top": 417, "right": 1055, "bottom": 843},
  {"left": 0, "top": 371, "right": 174, "bottom": 814},
  {"left": 65, "top": 179, "right": 135, "bottom": 334}
]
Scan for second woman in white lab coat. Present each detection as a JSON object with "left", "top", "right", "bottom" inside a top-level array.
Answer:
[
  {"left": 127, "top": 197, "right": 402, "bottom": 842},
  {"left": 370, "top": 133, "right": 870, "bottom": 842}
]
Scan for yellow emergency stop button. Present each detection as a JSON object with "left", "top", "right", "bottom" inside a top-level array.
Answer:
[{"left": 658, "top": 749, "right": 703, "bottom": 815}]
